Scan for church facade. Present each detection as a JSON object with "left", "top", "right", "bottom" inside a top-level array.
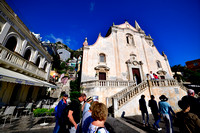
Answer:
[
  {"left": 81, "top": 21, "right": 187, "bottom": 117},
  {"left": 81, "top": 21, "right": 172, "bottom": 83}
]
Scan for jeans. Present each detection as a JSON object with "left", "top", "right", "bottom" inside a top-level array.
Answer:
[
  {"left": 53, "top": 120, "right": 60, "bottom": 133},
  {"left": 141, "top": 111, "right": 149, "bottom": 124},
  {"left": 153, "top": 115, "right": 161, "bottom": 128}
]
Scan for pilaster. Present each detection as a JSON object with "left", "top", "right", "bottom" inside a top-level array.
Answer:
[
  {"left": 2, "top": 82, "right": 16, "bottom": 104},
  {"left": 0, "top": 22, "right": 11, "bottom": 43}
]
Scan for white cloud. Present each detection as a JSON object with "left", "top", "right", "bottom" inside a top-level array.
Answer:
[
  {"left": 47, "top": 34, "right": 64, "bottom": 43},
  {"left": 32, "top": 32, "right": 42, "bottom": 41},
  {"left": 90, "top": 1, "right": 95, "bottom": 11}
]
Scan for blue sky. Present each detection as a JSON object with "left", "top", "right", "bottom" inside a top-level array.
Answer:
[{"left": 6, "top": 0, "right": 200, "bottom": 66}]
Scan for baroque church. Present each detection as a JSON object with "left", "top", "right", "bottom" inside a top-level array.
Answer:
[{"left": 81, "top": 21, "right": 187, "bottom": 117}]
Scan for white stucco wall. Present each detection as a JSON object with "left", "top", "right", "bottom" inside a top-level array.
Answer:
[{"left": 81, "top": 21, "right": 173, "bottom": 83}]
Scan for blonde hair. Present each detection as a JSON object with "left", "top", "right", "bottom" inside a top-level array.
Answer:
[{"left": 92, "top": 102, "right": 108, "bottom": 121}]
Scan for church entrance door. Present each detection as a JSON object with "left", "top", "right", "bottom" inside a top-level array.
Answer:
[
  {"left": 132, "top": 68, "right": 141, "bottom": 84},
  {"left": 99, "top": 72, "right": 106, "bottom": 80}
]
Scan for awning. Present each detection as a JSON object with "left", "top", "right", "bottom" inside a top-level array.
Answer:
[{"left": 0, "top": 67, "right": 57, "bottom": 88}]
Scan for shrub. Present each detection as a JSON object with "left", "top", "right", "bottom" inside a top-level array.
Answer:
[{"left": 33, "top": 108, "right": 55, "bottom": 117}]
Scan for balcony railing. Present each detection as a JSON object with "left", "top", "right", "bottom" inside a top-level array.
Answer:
[
  {"left": 81, "top": 80, "right": 135, "bottom": 88},
  {"left": 0, "top": 45, "right": 47, "bottom": 80},
  {"left": 109, "top": 79, "right": 180, "bottom": 110}
]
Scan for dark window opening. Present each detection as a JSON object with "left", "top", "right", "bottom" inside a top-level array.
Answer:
[
  {"left": 35, "top": 57, "right": 40, "bottom": 67},
  {"left": 43, "top": 62, "right": 47, "bottom": 71},
  {"left": 5, "top": 36, "right": 17, "bottom": 52},
  {"left": 24, "top": 49, "right": 31, "bottom": 60},
  {"left": 100, "top": 54, "right": 106, "bottom": 62}
]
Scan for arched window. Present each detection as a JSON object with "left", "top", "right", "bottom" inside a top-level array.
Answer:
[
  {"left": 99, "top": 53, "right": 106, "bottom": 62},
  {"left": 5, "top": 36, "right": 17, "bottom": 52},
  {"left": 126, "top": 33, "right": 134, "bottom": 45},
  {"left": 156, "top": 60, "right": 162, "bottom": 68},
  {"left": 35, "top": 57, "right": 40, "bottom": 67},
  {"left": 24, "top": 49, "right": 31, "bottom": 61},
  {"left": 43, "top": 62, "right": 47, "bottom": 71}
]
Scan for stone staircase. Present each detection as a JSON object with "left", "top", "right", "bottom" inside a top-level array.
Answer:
[{"left": 107, "top": 79, "right": 188, "bottom": 117}]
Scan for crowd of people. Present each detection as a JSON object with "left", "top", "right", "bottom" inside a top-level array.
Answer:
[
  {"left": 53, "top": 88, "right": 200, "bottom": 133},
  {"left": 139, "top": 89, "right": 200, "bottom": 133},
  {"left": 53, "top": 93, "right": 109, "bottom": 133}
]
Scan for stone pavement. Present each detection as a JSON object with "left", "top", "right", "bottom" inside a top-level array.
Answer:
[
  {"left": 0, "top": 114, "right": 180, "bottom": 133},
  {"left": 121, "top": 114, "right": 180, "bottom": 133}
]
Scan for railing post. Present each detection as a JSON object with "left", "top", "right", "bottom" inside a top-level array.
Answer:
[{"left": 113, "top": 97, "right": 118, "bottom": 117}]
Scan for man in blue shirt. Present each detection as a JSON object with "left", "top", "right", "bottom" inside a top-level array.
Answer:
[
  {"left": 53, "top": 93, "right": 68, "bottom": 133},
  {"left": 159, "top": 95, "right": 175, "bottom": 133}
]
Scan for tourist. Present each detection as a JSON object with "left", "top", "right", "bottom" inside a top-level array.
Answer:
[
  {"left": 68, "top": 93, "right": 86, "bottom": 133},
  {"left": 148, "top": 95, "right": 162, "bottom": 131},
  {"left": 83, "top": 96, "right": 93, "bottom": 115},
  {"left": 139, "top": 95, "right": 149, "bottom": 127},
  {"left": 181, "top": 89, "right": 200, "bottom": 117},
  {"left": 158, "top": 95, "right": 175, "bottom": 133},
  {"left": 175, "top": 99, "right": 200, "bottom": 133},
  {"left": 149, "top": 71, "right": 154, "bottom": 80},
  {"left": 146, "top": 74, "right": 151, "bottom": 80},
  {"left": 153, "top": 73, "right": 159, "bottom": 80},
  {"left": 81, "top": 102, "right": 98, "bottom": 133},
  {"left": 87, "top": 102, "right": 109, "bottom": 133},
  {"left": 53, "top": 93, "right": 69, "bottom": 133}
]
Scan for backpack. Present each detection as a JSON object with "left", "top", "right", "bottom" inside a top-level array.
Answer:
[{"left": 95, "top": 127, "right": 108, "bottom": 133}]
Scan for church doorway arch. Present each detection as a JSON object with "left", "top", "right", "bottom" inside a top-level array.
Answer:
[{"left": 132, "top": 68, "right": 141, "bottom": 84}]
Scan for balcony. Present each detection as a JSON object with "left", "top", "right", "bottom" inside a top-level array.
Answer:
[{"left": 0, "top": 45, "right": 47, "bottom": 80}]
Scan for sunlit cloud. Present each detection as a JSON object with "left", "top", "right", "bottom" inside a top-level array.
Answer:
[{"left": 46, "top": 34, "right": 64, "bottom": 43}]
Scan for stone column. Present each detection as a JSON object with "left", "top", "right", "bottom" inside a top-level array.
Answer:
[
  {"left": 19, "top": 85, "right": 30, "bottom": 102},
  {"left": 2, "top": 82, "right": 16, "bottom": 104},
  {"left": 0, "top": 22, "right": 11, "bottom": 44}
]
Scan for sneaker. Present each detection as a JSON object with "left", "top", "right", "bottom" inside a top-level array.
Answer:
[{"left": 157, "top": 128, "right": 162, "bottom": 131}]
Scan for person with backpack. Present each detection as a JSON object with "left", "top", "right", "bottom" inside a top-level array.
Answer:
[
  {"left": 53, "top": 93, "right": 69, "bottom": 133},
  {"left": 87, "top": 102, "right": 109, "bottom": 133}
]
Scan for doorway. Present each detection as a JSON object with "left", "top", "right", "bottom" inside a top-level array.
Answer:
[
  {"left": 132, "top": 68, "right": 141, "bottom": 84},
  {"left": 99, "top": 72, "right": 106, "bottom": 80}
]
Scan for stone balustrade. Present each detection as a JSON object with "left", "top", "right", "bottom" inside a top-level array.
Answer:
[
  {"left": 109, "top": 79, "right": 180, "bottom": 110},
  {"left": 81, "top": 80, "right": 135, "bottom": 88},
  {"left": 0, "top": 45, "right": 47, "bottom": 80},
  {"left": 150, "top": 79, "right": 178, "bottom": 87}
]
